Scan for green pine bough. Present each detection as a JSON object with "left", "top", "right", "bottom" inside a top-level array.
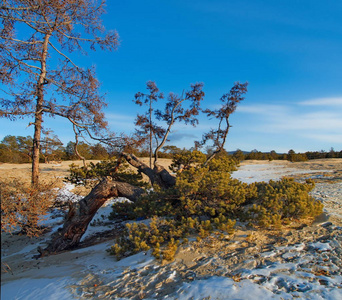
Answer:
[{"left": 105, "top": 154, "right": 322, "bottom": 261}]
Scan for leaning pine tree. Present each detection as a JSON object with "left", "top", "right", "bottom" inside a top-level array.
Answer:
[{"left": 40, "top": 81, "right": 249, "bottom": 255}]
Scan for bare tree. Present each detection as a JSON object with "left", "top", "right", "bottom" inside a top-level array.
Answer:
[
  {"left": 133, "top": 81, "right": 164, "bottom": 168},
  {"left": 129, "top": 81, "right": 205, "bottom": 187},
  {"left": 196, "top": 82, "right": 248, "bottom": 165},
  {"left": 0, "top": 0, "right": 119, "bottom": 185}
]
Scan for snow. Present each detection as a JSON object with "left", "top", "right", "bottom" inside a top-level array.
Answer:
[
  {"left": 231, "top": 163, "right": 332, "bottom": 184},
  {"left": 175, "top": 276, "right": 281, "bottom": 300},
  {"left": 80, "top": 197, "right": 123, "bottom": 242},
  {"left": 310, "top": 242, "right": 332, "bottom": 252},
  {"left": 2, "top": 278, "right": 74, "bottom": 300},
  {"left": 55, "top": 182, "right": 83, "bottom": 203}
]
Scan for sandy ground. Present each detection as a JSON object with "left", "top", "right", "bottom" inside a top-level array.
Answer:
[{"left": 1, "top": 158, "right": 342, "bottom": 299}]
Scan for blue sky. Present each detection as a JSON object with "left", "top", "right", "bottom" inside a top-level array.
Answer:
[{"left": 1, "top": 0, "right": 342, "bottom": 153}]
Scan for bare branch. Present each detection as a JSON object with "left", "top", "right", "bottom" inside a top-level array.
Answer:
[
  {"left": 48, "top": 41, "right": 81, "bottom": 70},
  {"left": 200, "top": 82, "right": 248, "bottom": 165},
  {"left": 0, "top": 35, "right": 43, "bottom": 45},
  {"left": 0, "top": 5, "right": 39, "bottom": 11}
]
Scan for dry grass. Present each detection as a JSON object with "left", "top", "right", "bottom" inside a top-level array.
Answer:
[
  {"left": 0, "top": 158, "right": 174, "bottom": 187},
  {"left": 1, "top": 158, "right": 341, "bottom": 186}
]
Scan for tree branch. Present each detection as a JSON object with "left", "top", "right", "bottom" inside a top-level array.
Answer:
[
  {"left": 0, "top": 35, "right": 43, "bottom": 45},
  {"left": 48, "top": 41, "right": 81, "bottom": 71}
]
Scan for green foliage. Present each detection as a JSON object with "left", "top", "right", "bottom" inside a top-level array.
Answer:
[
  {"left": 243, "top": 178, "right": 323, "bottom": 227},
  {"left": 109, "top": 154, "right": 242, "bottom": 261},
  {"left": 66, "top": 159, "right": 148, "bottom": 188},
  {"left": 287, "top": 150, "right": 308, "bottom": 162},
  {"left": 108, "top": 215, "right": 235, "bottom": 261},
  {"left": 169, "top": 149, "right": 207, "bottom": 172},
  {"left": 175, "top": 155, "right": 250, "bottom": 217},
  {"left": 90, "top": 143, "right": 110, "bottom": 160},
  {"left": 109, "top": 186, "right": 179, "bottom": 220},
  {"left": 108, "top": 155, "right": 323, "bottom": 261},
  {"left": 0, "top": 135, "right": 33, "bottom": 163},
  {"left": 240, "top": 149, "right": 342, "bottom": 161},
  {"left": 232, "top": 149, "right": 245, "bottom": 161}
]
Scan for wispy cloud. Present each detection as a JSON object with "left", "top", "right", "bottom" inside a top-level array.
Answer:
[
  {"left": 236, "top": 99, "right": 342, "bottom": 147},
  {"left": 299, "top": 97, "right": 342, "bottom": 106},
  {"left": 106, "top": 113, "right": 135, "bottom": 122},
  {"left": 106, "top": 113, "right": 136, "bottom": 131},
  {"left": 274, "top": 111, "right": 342, "bottom": 131},
  {"left": 237, "top": 104, "right": 290, "bottom": 116}
]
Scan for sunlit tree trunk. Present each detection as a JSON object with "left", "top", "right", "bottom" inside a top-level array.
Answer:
[
  {"left": 32, "top": 33, "right": 51, "bottom": 186},
  {"left": 40, "top": 177, "right": 144, "bottom": 255},
  {"left": 149, "top": 98, "right": 153, "bottom": 169}
]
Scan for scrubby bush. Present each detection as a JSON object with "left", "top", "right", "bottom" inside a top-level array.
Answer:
[
  {"left": 66, "top": 159, "right": 148, "bottom": 188},
  {"left": 1, "top": 179, "right": 57, "bottom": 237},
  {"left": 109, "top": 154, "right": 241, "bottom": 260},
  {"left": 243, "top": 178, "right": 323, "bottom": 227},
  {"left": 108, "top": 215, "right": 236, "bottom": 261},
  {"left": 175, "top": 156, "right": 255, "bottom": 218},
  {"left": 108, "top": 153, "right": 323, "bottom": 261},
  {"left": 169, "top": 149, "right": 207, "bottom": 172}
]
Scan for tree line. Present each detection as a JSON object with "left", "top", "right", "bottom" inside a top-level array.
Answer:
[
  {"left": 232, "top": 148, "right": 342, "bottom": 162},
  {"left": 0, "top": 134, "right": 173, "bottom": 164},
  {"left": 1, "top": 134, "right": 341, "bottom": 164}
]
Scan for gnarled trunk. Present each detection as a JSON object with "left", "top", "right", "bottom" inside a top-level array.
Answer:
[
  {"left": 153, "top": 163, "right": 176, "bottom": 189},
  {"left": 40, "top": 177, "right": 144, "bottom": 256},
  {"left": 40, "top": 152, "right": 176, "bottom": 256},
  {"left": 121, "top": 152, "right": 176, "bottom": 189}
]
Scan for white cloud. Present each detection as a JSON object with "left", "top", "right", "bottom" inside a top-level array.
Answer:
[
  {"left": 106, "top": 113, "right": 135, "bottom": 122},
  {"left": 299, "top": 97, "right": 342, "bottom": 106},
  {"left": 235, "top": 102, "right": 342, "bottom": 147},
  {"left": 237, "top": 104, "right": 290, "bottom": 116},
  {"left": 274, "top": 111, "right": 342, "bottom": 131}
]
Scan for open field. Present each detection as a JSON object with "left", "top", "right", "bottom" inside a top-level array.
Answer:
[
  {"left": 1, "top": 158, "right": 341, "bottom": 184},
  {"left": 0, "top": 158, "right": 173, "bottom": 186}
]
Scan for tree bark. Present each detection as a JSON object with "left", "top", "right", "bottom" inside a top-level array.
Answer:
[
  {"left": 121, "top": 152, "right": 176, "bottom": 189},
  {"left": 39, "top": 177, "right": 144, "bottom": 256},
  {"left": 153, "top": 163, "right": 176, "bottom": 189},
  {"left": 121, "top": 152, "right": 157, "bottom": 184},
  {"left": 32, "top": 33, "right": 51, "bottom": 186}
]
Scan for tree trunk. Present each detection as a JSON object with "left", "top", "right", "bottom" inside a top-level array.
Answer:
[
  {"left": 32, "top": 33, "right": 51, "bottom": 186},
  {"left": 39, "top": 177, "right": 144, "bottom": 256},
  {"left": 121, "top": 152, "right": 176, "bottom": 188},
  {"left": 74, "top": 128, "right": 87, "bottom": 167},
  {"left": 153, "top": 163, "right": 176, "bottom": 189},
  {"left": 32, "top": 111, "right": 43, "bottom": 186},
  {"left": 122, "top": 152, "right": 156, "bottom": 183}
]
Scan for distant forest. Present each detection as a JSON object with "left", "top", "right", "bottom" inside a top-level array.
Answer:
[{"left": 0, "top": 134, "right": 341, "bottom": 164}]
